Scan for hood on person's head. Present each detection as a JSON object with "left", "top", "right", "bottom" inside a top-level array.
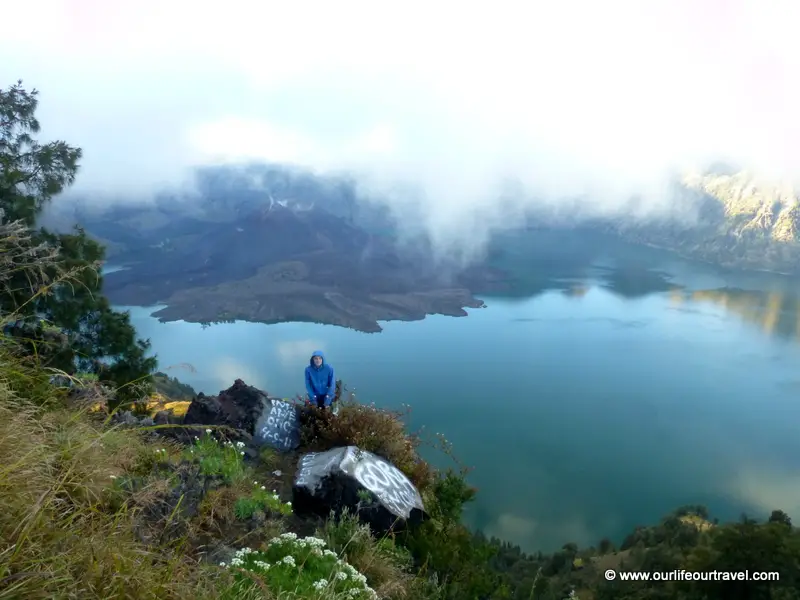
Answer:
[{"left": 310, "top": 350, "right": 325, "bottom": 367}]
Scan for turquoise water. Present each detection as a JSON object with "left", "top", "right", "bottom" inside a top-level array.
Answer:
[{"left": 114, "top": 236, "right": 800, "bottom": 553}]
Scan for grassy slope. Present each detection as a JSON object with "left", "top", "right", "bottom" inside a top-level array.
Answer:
[{"left": 0, "top": 348, "right": 438, "bottom": 599}]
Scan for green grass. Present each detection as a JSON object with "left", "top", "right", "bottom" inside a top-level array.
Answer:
[
  {"left": 182, "top": 431, "right": 247, "bottom": 483},
  {"left": 234, "top": 483, "right": 293, "bottom": 520}
]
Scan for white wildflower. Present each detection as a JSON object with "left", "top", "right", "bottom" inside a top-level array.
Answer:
[
  {"left": 313, "top": 579, "right": 327, "bottom": 591},
  {"left": 282, "top": 555, "right": 296, "bottom": 567},
  {"left": 305, "top": 536, "right": 325, "bottom": 547},
  {"left": 336, "top": 571, "right": 348, "bottom": 581},
  {"left": 205, "top": 428, "right": 211, "bottom": 434}
]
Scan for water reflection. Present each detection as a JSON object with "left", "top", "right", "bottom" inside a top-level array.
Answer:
[
  {"left": 561, "top": 284, "right": 589, "bottom": 298},
  {"left": 486, "top": 230, "right": 800, "bottom": 343},
  {"left": 596, "top": 265, "right": 678, "bottom": 298},
  {"left": 669, "top": 288, "right": 800, "bottom": 342},
  {"left": 134, "top": 227, "right": 800, "bottom": 347},
  {"left": 484, "top": 230, "right": 681, "bottom": 301}
]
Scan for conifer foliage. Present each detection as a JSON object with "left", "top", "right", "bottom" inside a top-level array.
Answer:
[{"left": 0, "top": 80, "right": 156, "bottom": 405}]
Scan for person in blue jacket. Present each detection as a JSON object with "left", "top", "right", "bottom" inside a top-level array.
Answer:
[{"left": 305, "top": 350, "right": 336, "bottom": 409}]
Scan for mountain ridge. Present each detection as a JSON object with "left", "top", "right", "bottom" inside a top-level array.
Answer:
[
  {"left": 94, "top": 199, "right": 495, "bottom": 332},
  {"left": 48, "top": 164, "right": 800, "bottom": 333},
  {"left": 608, "top": 171, "right": 800, "bottom": 274}
]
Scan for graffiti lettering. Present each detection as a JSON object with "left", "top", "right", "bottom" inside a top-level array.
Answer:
[
  {"left": 295, "top": 453, "right": 317, "bottom": 487},
  {"left": 351, "top": 452, "right": 422, "bottom": 518},
  {"left": 254, "top": 398, "right": 301, "bottom": 452},
  {"left": 293, "top": 446, "right": 424, "bottom": 518}
]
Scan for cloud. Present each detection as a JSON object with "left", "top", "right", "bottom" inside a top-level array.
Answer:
[
  {"left": 727, "top": 463, "right": 800, "bottom": 519},
  {"left": 2, "top": 0, "right": 799, "bottom": 256},
  {"left": 275, "top": 340, "right": 325, "bottom": 368},
  {"left": 212, "top": 356, "right": 266, "bottom": 391},
  {"left": 482, "top": 511, "right": 611, "bottom": 550}
]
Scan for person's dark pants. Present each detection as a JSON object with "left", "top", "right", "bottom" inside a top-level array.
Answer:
[{"left": 312, "top": 394, "right": 338, "bottom": 409}]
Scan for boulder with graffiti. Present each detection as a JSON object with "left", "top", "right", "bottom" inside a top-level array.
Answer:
[
  {"left": 291, "top": 445, "right": 426, "bottom": 533},
  {"left": 183, "top": 379, "right": 302, "bottom": 452}
]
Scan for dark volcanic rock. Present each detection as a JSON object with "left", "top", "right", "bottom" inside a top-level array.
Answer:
[
  {"left": 184, "top": 379, "right": 267, "bottom": 436},
  {"left": 95, "top": 196, "right": 496, "bottom": 333},
  {"left": 183, "top": 379, "right": 302, "bottom": 452},
  {"left": 124, "top": 461, "right": 224, "bottom": 544},
  {"left": 292, "top": 446, "right": 426, "bottom": 535}
]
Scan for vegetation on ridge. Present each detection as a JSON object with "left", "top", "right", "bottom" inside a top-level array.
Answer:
[
  {"left": 606, "top": 171, "right": 800, "bottom": 274},
  {"left": 0, "top": 80, "right": 155, "bottom": 407}
]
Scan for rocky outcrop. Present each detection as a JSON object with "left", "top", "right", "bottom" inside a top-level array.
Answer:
[
  {"left": 183, "top": 379, "right": 266, "bottom": 434},
  {"left": 292, "top": 446, "right": 426, "bottom": 535},
  {"left": 183, "top": 379, "right": 303, "bottom": 453}
]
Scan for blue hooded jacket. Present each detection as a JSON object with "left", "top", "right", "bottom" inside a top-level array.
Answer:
[{"left": 305, "top": 350, "right": 335, "bottom": 406}]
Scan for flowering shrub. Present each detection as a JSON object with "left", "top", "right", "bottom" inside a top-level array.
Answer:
[
  {"left": 302, "top": 402, "right": 433, "bottom": 492},
  {"left": 182, "top": 430, "right": 246, "bottom": 482},
  {"left": 221, "top": 533, "right": 378, "bottom": 599},
  {"left": 234, "top": 481, "right": 293, "bottom": 520},
  {"left": 317, "top": 509, "right": 415, "bottom": 598}
]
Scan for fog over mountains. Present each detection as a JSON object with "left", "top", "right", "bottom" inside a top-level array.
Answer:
[{"left": 44, "top": 161, "right": 800, "bottom": 275}]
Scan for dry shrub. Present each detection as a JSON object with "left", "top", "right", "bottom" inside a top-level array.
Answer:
[
  {"left": 302, "top": 402, "right": 435, "bottom": 492},
  {"left": 197, "top": 482, "right": 249, "bottom": 532},
  {"left": 0, "top": 375, "right": 232, "bottom": 599},
  {"left": 0, "top": 217, "right": 61, "bottom": 298}
]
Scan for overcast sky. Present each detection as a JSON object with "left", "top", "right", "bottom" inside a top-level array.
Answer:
[{"left": 2, "top": 0, "right": 799, "bottom": 248}]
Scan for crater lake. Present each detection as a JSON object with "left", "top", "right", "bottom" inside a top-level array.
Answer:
[{"left": 113, "top": 231, "right": 800, "bottom": 552}]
